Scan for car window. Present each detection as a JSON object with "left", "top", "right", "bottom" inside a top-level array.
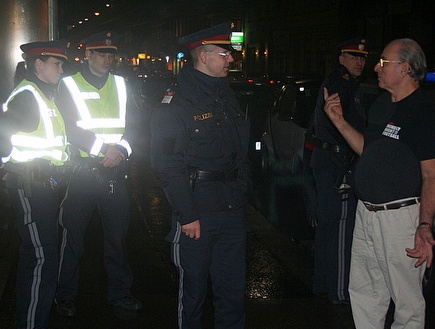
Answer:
[
  {"left": 276, "top": 84, "right": 297, "bottom": 120},
  {"left": 275, "top": 81, "right": 321, "bottom": 129},
  {"left": 293, "top": 83, "right": 320, "bottom": 129},
  {"left": 231, "top": 83, "right": 275, "bottom": 117}
]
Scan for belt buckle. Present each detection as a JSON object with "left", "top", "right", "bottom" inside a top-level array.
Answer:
[{"left": 364, "top": 202, "right": 377, "bottom": 212}]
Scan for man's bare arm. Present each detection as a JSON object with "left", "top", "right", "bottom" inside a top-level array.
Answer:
[
  {"left": 323, "top": 88, "right": 365, "bottom": 155},
  {"left": 406, "top": 158, "right": 435, "bottom": 267}
]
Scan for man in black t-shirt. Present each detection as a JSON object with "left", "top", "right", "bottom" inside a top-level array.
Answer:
[{"left": 323, "top": 38, "right": 435, "bottom": 329}]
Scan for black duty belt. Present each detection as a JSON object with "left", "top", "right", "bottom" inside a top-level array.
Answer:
[
  {"left": 73, "top": 157, "right": 105, "bottom": 166},
  {"left": 363, "top": 198, "right": 420, "bottom": 212},
  {"left": 5, "top": 160, "right": 68, "bottom": 174},
  {"left": 188, "top": 167, "right": 241, "bottom": 191},
  {"left": 195, "top": 169, "right": 240, "bottom": 182},
  {"left": 73, "top": 157, "right": 128, "bottom": 173},
  {"left": 314, "top": 138, "right": 354, "bottom": 158},
  {"left": 4, "top": 159, "right": 70, "bottom": 197}
]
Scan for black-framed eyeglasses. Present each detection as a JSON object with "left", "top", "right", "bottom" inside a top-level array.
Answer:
[
  {"left": 379, "top": 58, "right": 402, "bottom": 67},
  {"left": 216, "top": 51, "right": 232, "bottom": 59}
]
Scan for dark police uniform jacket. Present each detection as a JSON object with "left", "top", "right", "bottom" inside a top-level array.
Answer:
[
  {"left": 313, "top": 64, "right": 366, "bottom": 148},
  {"left": 151, "top": 62, "right": 252, "bottom": 227}
]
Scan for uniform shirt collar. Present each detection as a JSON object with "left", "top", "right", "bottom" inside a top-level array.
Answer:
[
  {"left": 26, "top": 72, "right": 57, "bottom": 100},
  {"left": 81, "top": 63, "right": 110, "bottom": 89},
  {"left": 178, "top": 62, "right": 226, "bottom": 96}
]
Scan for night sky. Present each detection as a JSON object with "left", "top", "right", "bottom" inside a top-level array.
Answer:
[
  {"left": 60, "top": 0, "right": 240, "bottom": 29},
  {"left": 60, "top": 0, "right": 154, "bottom": 31},
  {"left": 60, "top": 0, "right": 110, "bottom": 26}
]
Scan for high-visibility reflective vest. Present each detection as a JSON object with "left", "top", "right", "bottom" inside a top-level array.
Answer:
[
  {"left": 1, "top": 80, "right": 68, "bottom": 166},
  {"left": 62, "top": 73, "right": 131, "bottom": 157}
]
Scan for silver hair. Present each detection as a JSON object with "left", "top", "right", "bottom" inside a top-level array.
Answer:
[{"left": 394, "top": 38, "right": 427, "bottom": 81}]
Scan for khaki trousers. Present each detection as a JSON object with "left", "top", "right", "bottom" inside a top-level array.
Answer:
[{"left": 349, "top": 200, "right": 426, "bottom": 329}]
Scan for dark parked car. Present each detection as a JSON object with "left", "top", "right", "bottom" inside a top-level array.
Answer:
[
  {"left": 229, "top": 80, "right": 276, "bottom": 188},
  {"left": 227, "top": 70, "right": 246, "bottom": 81},
  {"left": 260, "top": 78, "right": 322, "bottom": 240}
]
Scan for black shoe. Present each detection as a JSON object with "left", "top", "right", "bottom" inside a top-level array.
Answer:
[
  {"left": 108, "top": 296, "right": 142, "bottom": 311},
  {"left": 57, "top": 300, "right": 77, "bottom": 317}
]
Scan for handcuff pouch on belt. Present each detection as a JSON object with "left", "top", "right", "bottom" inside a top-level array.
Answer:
[
  {"left": 188, "top": 167, "right": 241, "bottom": 192},
  {"left": 314, "top": 138, "right": 356, "bottom": 193}
]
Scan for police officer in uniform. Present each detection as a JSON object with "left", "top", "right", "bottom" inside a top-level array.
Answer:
[
  {"left": 55, "top": 31, "right": 142, "bottom": 316},
  {"left": 311, "top": 38, "right": 370, "bottom": 304},
  {"left": 151, "top": 23, "right": 251, "bottom": 329},
  {"left": 0, "top": 40, "right": 69, "bottom": 329}
]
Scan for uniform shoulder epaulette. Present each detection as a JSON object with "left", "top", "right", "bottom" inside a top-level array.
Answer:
[{"left": 161, "top": 89, "right": 176, "bottom": 104}]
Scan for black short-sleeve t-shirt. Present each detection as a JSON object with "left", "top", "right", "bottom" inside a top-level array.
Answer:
[{"left": 355, "top": 88, "right": 435, "bottom": 203}]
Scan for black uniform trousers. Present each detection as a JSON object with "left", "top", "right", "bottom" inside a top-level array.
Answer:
[
  {"left": 169, "top": 208, "right": 247, "bottom": 329},
  {"left": 8, "top": 178, "right": 60, "bottom": 329},
  {"left": 311, "top": 148, "right": 357, "bottom": 302},
  {"left": 56, "top": 162, "right": 133, "bottom": 303}
]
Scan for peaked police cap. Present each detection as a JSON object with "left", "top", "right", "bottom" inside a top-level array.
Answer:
[
  {"left": 81, "top": 31, "right": 119, "bottom": 53},
  {"left": 178, "top": 22, "right": 233, "bottom": 51},
  {"left": 20, "top": 39, "right": 68, "bottom": 60},
  {"left": 338, "top": 38, "right": 371, "bottom": 58}
]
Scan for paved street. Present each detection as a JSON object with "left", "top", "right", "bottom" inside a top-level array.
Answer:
[
  {"left": 0, "top": 155, "right": 356, "bottom": 329},
  {"left": 0, "top": 155, "right": 433, "bottom": 328}
]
